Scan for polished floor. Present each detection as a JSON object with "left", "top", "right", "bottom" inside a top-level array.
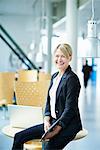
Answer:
[
  {"left": 0, "top": 72, "right": 100, "bottom": 150},
  {"left": 0, "top": 107, "right": 13, "bottom": 150},
  {"left": 65, "top": 80, "right": 100, "bottom": 150}
]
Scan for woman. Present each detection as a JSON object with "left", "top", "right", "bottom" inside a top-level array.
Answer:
[{"left": 12, "top": 43, "right": 82, "bottom": 150}]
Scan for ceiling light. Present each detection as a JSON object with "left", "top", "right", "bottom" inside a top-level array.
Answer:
[{"left": 82, "top": 0, "right": 100, "bottom": 57}]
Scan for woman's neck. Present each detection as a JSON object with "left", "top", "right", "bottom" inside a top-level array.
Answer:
[
  {"left": 58, "top": 65, "right": 69, "bottom": 75},
  {"left": 58, "top": 70, "right": 65, "bottom": 76}
]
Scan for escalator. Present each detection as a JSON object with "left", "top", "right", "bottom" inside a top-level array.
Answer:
[{"left": 0, "top": 24, "right": 39, "bottom": 71}]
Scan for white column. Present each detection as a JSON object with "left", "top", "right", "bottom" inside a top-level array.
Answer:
[
  {"left": 46, "top": 0, "right": 52, "bottom": 74},
  {"left": 66, "top": 0, "right": 78, "bottom": 72}
]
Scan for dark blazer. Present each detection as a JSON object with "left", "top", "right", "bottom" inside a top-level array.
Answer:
[{"left": 44, "top": 65, "right": 82, "bottom": 137}]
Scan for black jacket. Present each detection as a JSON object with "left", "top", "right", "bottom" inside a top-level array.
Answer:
[{"left": 44, "top": 66, "right": 82, "bottom": 136}]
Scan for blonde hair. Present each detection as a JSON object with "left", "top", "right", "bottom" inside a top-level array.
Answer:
[{"left": 54, "top": 43, "right": 72, "bottom": 59}]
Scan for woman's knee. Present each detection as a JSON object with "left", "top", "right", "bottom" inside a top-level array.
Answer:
[{"left": 14, "top": 132, "right": 24, "bottom": 143}]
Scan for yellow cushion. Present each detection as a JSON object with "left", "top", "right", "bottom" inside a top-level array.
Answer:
[{"left": 24, "top": 140, "right": 42, "bottom": 150}]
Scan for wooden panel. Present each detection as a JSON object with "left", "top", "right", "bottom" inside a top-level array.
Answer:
[
  {"left": 39, "top": 72, "right": 51, "bottom": 81},
  {"left": 0, "top": 72, "right": 15, "bottom": 104},
  {"left": 15, "top": 80, "right": 50, "bottom": 107},
  {"left": 18, "top": 70, "right": 38, "bottom": 82}
]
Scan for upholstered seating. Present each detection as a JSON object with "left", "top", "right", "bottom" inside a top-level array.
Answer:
[
  {"left": 2, "top": 123, "right": 88, "bottom": 150},
  {"left": 23, "top": 128, "right": 88, "bottom": 150},
  {"left": 2, "top": 105, "right": 44, "bottom": 150},
  {"left": 74, "top": 128, "right": 88, "bottom": 140},
  {"left": 2, "top": 124, "right": 88, "bottom": 150}
]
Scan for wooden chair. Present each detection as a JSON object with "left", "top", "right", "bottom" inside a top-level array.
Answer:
[
  {"left": 38, "top": 72, "right": 51, "bottom": 81},
  {"left": 18, "top": 69, "right": 38, "bottom": 82},
  {"left": 0, "top": 72, "right": 15, "bottom": 105},
  {"left": 15, "top": 80, "right": 50, "bottom": 107}
]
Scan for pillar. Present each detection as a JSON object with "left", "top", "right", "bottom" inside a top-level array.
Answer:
[
  {"left": 46, "top": 0, "right": 52, "bottom": 74},
  {"left": 66, "top": 0, "right": 78, "bottom": 72}
]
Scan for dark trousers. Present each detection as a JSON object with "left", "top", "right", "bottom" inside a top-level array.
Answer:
[
  {"left": 84, "top": 77, "right": 89, "bottom": 88},
  {"left": 12, "top": 124, "right": 44, "bottom": 150},
  {"left": 12, "top": 122, "right": 74, "bottom": 150}
]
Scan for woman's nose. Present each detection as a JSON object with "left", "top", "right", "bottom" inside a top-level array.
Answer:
[{"left": 58, "top": 57, "right": 62, "bottom": 61}]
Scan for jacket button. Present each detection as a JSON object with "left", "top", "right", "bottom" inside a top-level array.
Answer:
[{"left": 56, "top": 110, "right": 58, "bottom": 113}]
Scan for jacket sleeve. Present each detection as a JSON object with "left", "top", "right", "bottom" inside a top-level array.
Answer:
[
  {"left": 58, "top": 75, "right": 81, "bottom": 129},
  {"left": 44, "top": 92, "right": 51, "bottom": 117},
  {"left": 44, "top": 74, "right": 54, "bottom": 117}
]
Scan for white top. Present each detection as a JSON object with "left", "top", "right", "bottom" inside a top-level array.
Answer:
[{"left": 49, "top": 74, "right": 62, "bottom": 119}]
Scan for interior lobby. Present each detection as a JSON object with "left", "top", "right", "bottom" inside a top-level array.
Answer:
[{"left": 0, "top": 0, "right": 100, "bottom": 150}]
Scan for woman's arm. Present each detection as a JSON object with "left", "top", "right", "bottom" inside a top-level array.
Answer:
[
  {"left": 42, "top": 125, "right": 62, "bottom": 141},
  {"left": 58, "top": 75, "right": 81, "bottom": 129}
]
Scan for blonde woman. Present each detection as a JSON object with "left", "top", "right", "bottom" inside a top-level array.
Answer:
[{"left": 12, "top": 43, "right": 82, "bottom": 150}]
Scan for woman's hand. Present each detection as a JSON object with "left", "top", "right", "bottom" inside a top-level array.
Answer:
[
  {"left": 44, "top": 116, "right": 51, "bottom": 132},
  {"left": 43, "top": 125, "right": 62, "bottom": 141}
]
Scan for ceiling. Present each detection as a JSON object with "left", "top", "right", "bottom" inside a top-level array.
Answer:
[{"left": 0, "top": 0, "right": 100, "bottom": 38}]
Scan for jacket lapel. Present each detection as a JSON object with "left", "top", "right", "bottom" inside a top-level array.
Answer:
[
  {"left": 56, "top": 66, "right": 71, "bottom": 100},
  {"left": 49, "top": 72, "right": 58, "bottom": 90},
  {"left": 56, "top": 73, "right": 66, "bottom": 100}
]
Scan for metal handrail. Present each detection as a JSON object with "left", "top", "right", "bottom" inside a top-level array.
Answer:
[
  {"left": 0, "top": 34, "right": 31, "bottom": 69},
  {"left": 0, "top": 24, "right": 39, "bottom": 71}
]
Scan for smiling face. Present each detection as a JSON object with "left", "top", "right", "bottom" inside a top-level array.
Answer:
[{"left": 54, "top": 44, "right": 72, "bottom": 74}]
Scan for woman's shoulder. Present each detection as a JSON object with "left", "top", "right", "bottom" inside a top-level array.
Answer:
[
  {"left": 64, "top": 66, "right": 78, "bottom": 78},
  {"left": 70, "top": 70, "right": 79, "bottom": 78},
  {"left": 65, "top": 69, "right": 80, "bottom": 83}
]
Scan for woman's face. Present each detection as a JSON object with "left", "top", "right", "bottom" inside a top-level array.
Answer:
[{"left": 54, "top": 48, "right": 71, "bottom": 72}]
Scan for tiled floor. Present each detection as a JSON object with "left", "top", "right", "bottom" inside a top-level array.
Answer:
[{"left": 0, "top": 73, "right": 100, "bottom": 150}]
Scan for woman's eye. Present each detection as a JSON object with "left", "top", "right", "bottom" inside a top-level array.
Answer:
[
  {"left": 55, "top": 55, "right": 66, "bottom": 58},
  {"left": 55, "top": 55, "right": 59, "bottom": 58},
  {"left": 61, "top": 55, "right": 65, "bottom": 58}
]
